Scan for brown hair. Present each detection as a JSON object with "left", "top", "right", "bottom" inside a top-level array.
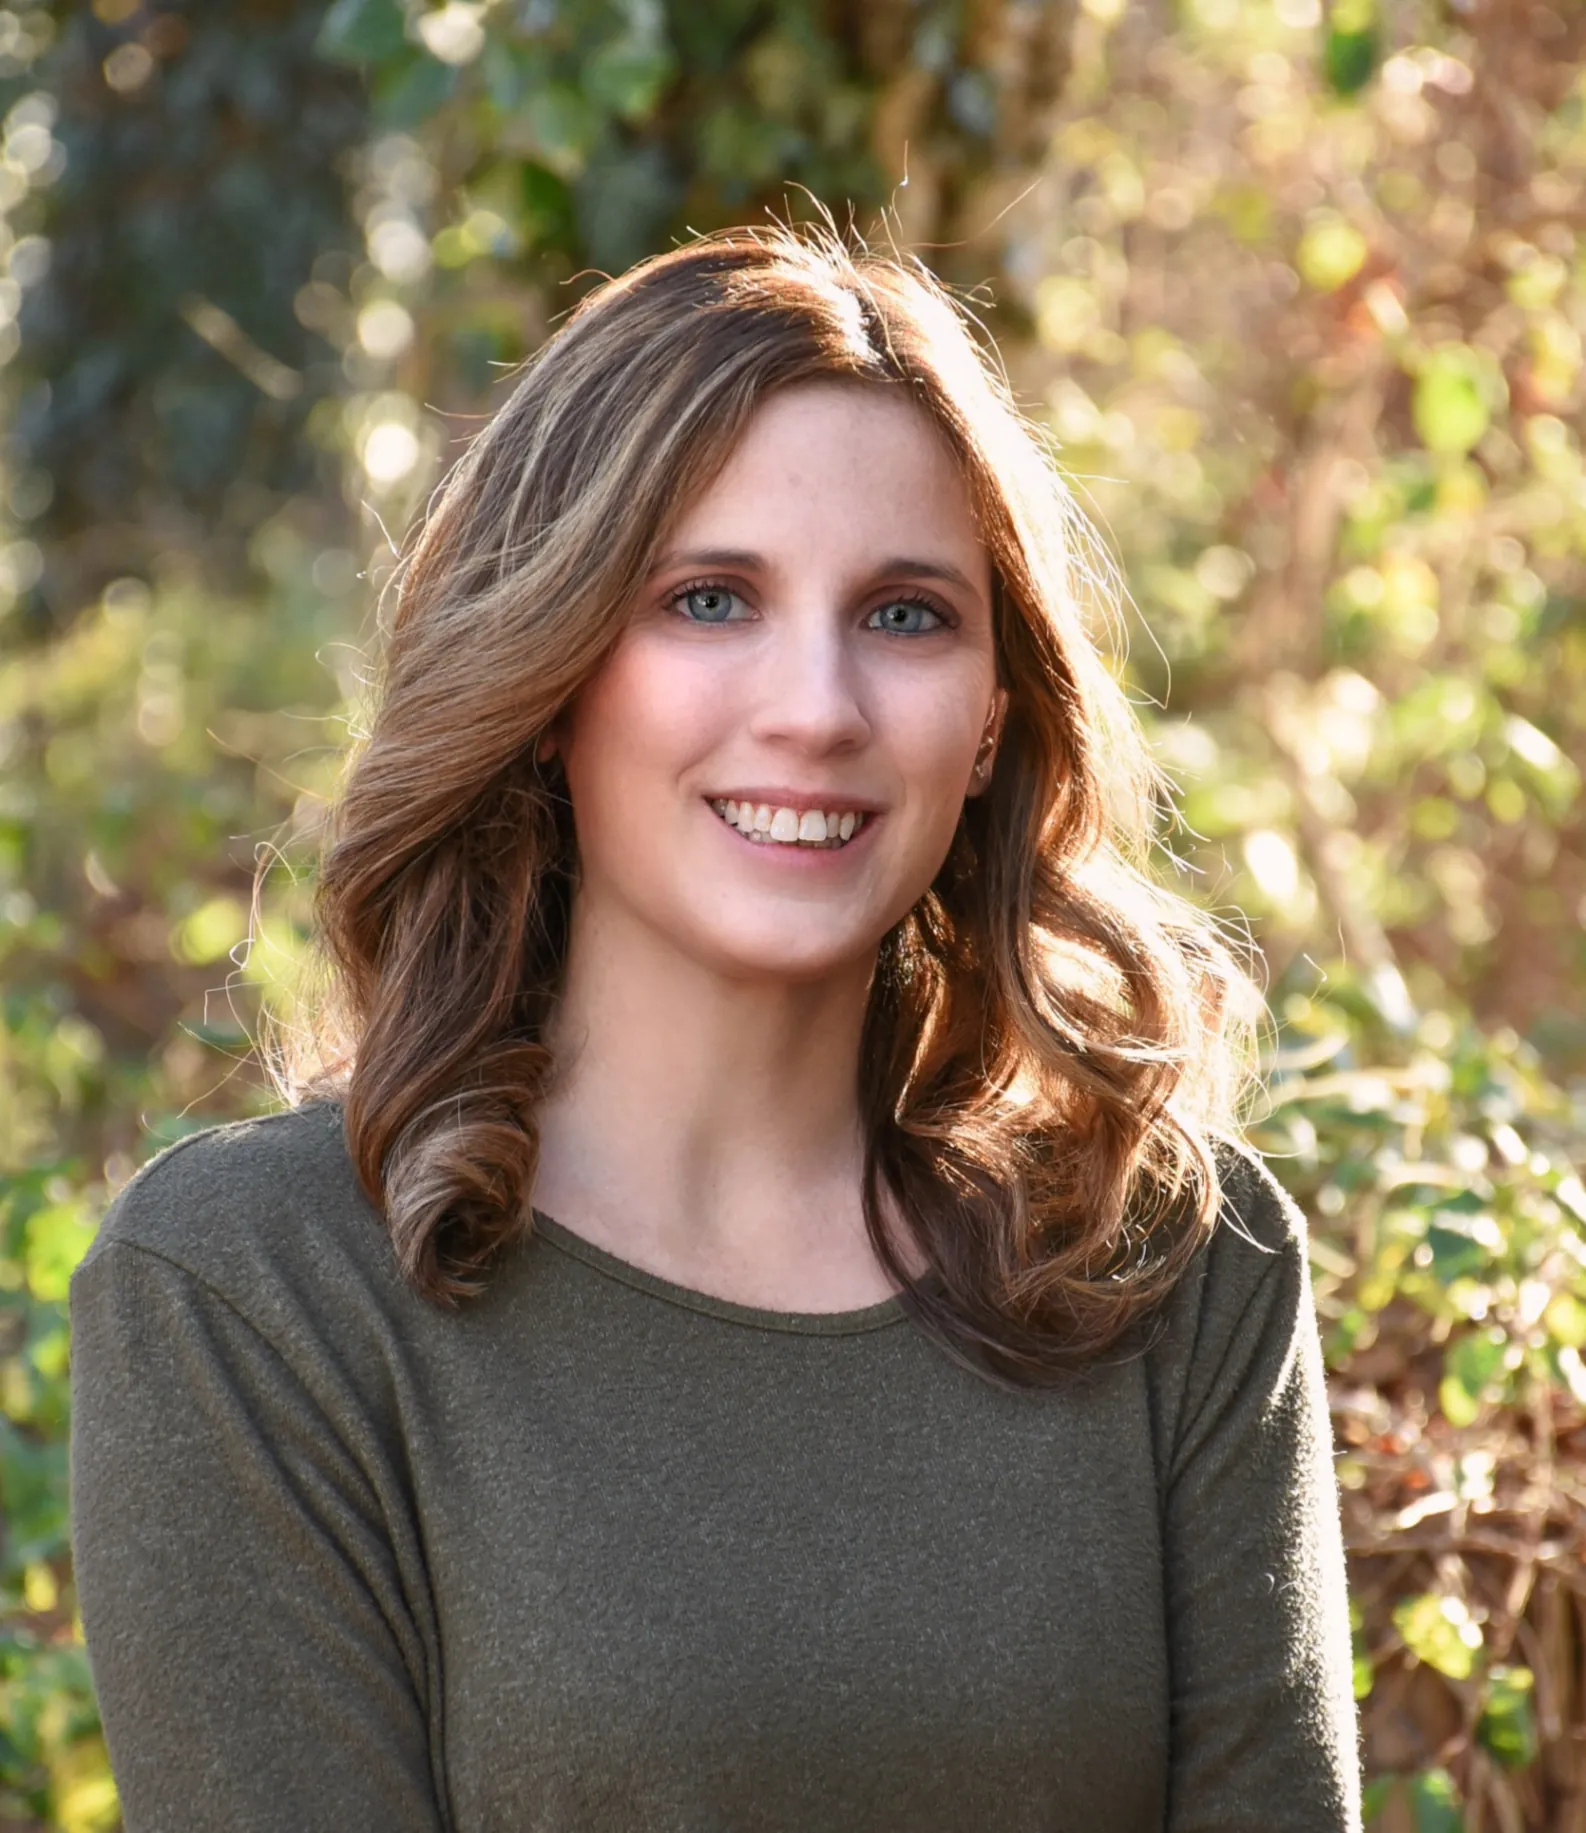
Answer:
[{"left": 286, "top": 222, "right": 1264, "bottom": 1385}]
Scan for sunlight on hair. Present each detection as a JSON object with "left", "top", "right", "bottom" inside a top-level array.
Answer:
[{"left": 274, "top": 219, "right": 1268, "bottom": 1379}]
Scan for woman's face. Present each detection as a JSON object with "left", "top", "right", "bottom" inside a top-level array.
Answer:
[{"left": 554, "top": 380, "right": 1004, "bottom": 984}]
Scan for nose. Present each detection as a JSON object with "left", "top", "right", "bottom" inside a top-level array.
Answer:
[{"left": 748, "top": 604, "right": 872, "bottom": 755}]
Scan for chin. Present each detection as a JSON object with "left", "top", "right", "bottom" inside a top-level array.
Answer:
[{"left": 687, "top": 918, "right": 884, "bottom": 986}]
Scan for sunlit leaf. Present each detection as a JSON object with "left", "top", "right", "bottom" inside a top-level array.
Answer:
[
  {"left": 23, "top": 1203, "right": 96, "bottom": 1306},
  {"left": 1297, "top": 213, "right": 1368, "bottom": 292},
  {"left": 170, "top": 896, "right": 248, "bottom": 968},
  {"left": 1412, "top": 347, "right": 1501, "bottom": 455},
  {"left": 1439, "top": 1330, "right": 1506, "bottom": 1425},
  {"left": 415, "top": 4, "right": 486, "bottom": 68},
  {"left": 1545, "top": 1292, "right": 1586, "bottom": 1349},
  {"left": 1394, "top": 1592, "right": 1482, "bottom": 1680}
]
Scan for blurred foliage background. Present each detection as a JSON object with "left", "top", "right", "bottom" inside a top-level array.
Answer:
[{"left": 0, "top": 0, "right": 1582, "bottom": 1827}]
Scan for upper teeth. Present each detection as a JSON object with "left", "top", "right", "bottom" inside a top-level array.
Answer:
[{"left": 711, "top": 800, "right": 866, "bottom": 846}]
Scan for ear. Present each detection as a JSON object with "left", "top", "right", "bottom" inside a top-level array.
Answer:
[
  {"left": 534, "top": 704, "right": 570, "bottom": 767},
  {"left": 965, "top": 688, "right": 1009, "bottom": 799},
  {"left": 987, "top": 687, "right": 1009, "bottom": 747}
]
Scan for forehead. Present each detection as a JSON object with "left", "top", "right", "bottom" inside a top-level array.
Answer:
[{"left": 669, "top": 381, "right": 985, "bottom": 563}]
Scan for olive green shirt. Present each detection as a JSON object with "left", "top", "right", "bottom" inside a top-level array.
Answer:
[{"left": 69, "top": 1100, "right": 1361, "bottom": 1831}]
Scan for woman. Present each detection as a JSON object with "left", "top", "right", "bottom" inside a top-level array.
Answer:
[{"left": 70, "top": 225, "right": 1362, "bottom": 1831}]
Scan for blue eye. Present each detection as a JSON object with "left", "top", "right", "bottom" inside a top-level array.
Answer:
[
  {"left": 868, "top": 597, "right": 945, "bottom": 635},
  {"left": 675, "top": 585, "right": 742, "bottom": 623}
]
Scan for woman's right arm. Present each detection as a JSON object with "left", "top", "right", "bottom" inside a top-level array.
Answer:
[{"left": 70, "top": 1237, "right": 450, "bottom": 1833}]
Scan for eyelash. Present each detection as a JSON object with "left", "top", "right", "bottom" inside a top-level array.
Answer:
[{"left": 663, "top": 577, "right": 957, "bottom": 632}]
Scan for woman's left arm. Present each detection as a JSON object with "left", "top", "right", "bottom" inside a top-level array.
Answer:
[{"left": 1159, "top": 1157, "right": 1363, "bottom": 1833}]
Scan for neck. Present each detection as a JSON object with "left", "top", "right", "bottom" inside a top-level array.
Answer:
[{"left": 531, "top": 892, "right": 892, "bottom": 1301}]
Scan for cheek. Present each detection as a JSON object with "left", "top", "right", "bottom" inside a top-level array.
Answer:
[
  {"left": 558, "top": 638, "right": 721, "bottom": 817},
  {"left": 881, "top": 674, "right": 990, "bottom": 804}
]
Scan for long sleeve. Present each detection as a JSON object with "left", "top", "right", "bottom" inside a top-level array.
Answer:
[
  {"left": 1159, "top": 1160, "right": 1363, "bottom": 1832},
  {"left": 70, "top": 1237, "right": 449, "bottom": 1833}
]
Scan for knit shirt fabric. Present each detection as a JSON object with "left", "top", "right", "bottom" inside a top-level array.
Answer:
[{"left": 69, "top": 1099, "right": 1362, "bottom": 1832}]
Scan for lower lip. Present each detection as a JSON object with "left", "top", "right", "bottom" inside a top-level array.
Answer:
[{"left": 704, "top": 803, "right": 879, "bottom": 863}]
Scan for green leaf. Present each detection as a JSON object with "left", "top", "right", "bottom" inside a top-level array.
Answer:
[
  {"left": 375, "top": 50, "right": 461, "bottom": 129},
  {"left": 519, "top": 163, "right": 578, "bottom": 252},
  {"left": 584, "top": 39, "right": 677, "bottom": 125},
  {"left": 697, "top": 101, "right": 792, "bottom": 191},
  {"left": 1439, "top": 1374, "right": 1481, "bottom": 1428},
  {"left": 1413, "top": 348, "right": 1497, "bottom": 456},
  {"left": 1324, "top": 26, "right": 1378, "bottom": 96},
  {"left": 1545, "top": 1292, "right": 1586, "bottom": 1349},
  {"left": 170, "top": 895, "right": 247, "bottom": 967},
  {"left": 1425, "top": 1223, "right": 1489, "bottom": 1283},
  {"left": 1440, "top": 1332, "right": 1506, "bottom": 1425},
  {"left": 520, "top": 84, "right": 603, "bottom": 179},
  {"left": 316, "top": 0, "right": 408, "bottom": 66},
  {"left": 481, "top": 38, "right": 539, "bottom": 115},
  {"left": 574, "top": 146, "right": 681, "bottom": 275},
  {"left": 1361, "top": 1777, "right": 1393, "bottom": 1820},
  {"left": 1394, "top": 1592, "right": 1483, "bottom": 1680},
  {"left": 1477, "top": 1666, "right": 1537, "bottom": 1769},
  {"left": 1406, "top": 1768, "right": 1462, "bottom": 1833},
  {"left": 23, "top": 1201, "right": 96, "bottom": 1305},
  {"left": 0, "top": 1422, "right": 69, "bottom": 1571},
  {"left": 1298, "top": 214, "right": 1368, "bottom": 292},
  {"left": 1361, "top": 1769, "right": 1465, "bottom": 1833}
]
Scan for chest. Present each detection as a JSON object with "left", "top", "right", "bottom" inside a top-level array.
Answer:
[{"left": 400, "top": 1311, "right": 1172, "bottom": 1833}]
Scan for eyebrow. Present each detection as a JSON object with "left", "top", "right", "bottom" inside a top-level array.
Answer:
[{"left": 651, "top": 547, "right": 985, "bottom": 597}]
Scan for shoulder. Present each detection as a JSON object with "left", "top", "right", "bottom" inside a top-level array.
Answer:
[
  {"left": 1147, "top": 1136, "right": 1309, "bottom": 1338},
  {"left": 1203, "top": 1135, "right": 1309, "bottom": 1284},
  {"left": 1180, "top": 1135, "right": 1312, "bottom": 1337},
  {"left": 75, "top": 1099, "right": 416, "bottom": 1348},
  {"left": 86, "top": 1099, "right": 371, "bottom": 1271},
  {"left": 1139, "top": 1138, "right": 1318, "bottom": 1471},
  {"left": 94, "top": 1100, "right": 352, "bottom": 1226}
]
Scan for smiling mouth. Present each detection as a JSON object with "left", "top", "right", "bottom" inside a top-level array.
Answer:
[{"left": 709, "top": 798, "right": 870, "bottom": 849}]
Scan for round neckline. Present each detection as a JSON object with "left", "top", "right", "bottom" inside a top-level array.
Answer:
[{"left": 529, "top": 1210, "right": 910, "bottom": 1336}]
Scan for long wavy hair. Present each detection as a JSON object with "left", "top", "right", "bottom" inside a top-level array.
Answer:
[{"left": 284, "top": 223, "right": 1264, "bottom": 1385}]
